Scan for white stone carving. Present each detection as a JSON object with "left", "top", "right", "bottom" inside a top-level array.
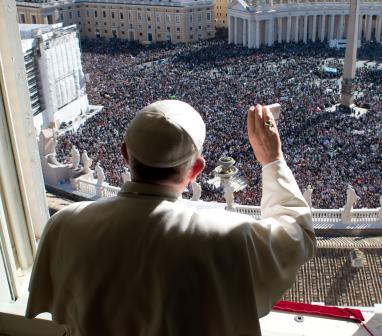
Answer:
[
  {"left": 191, "top": 181, "right": 201, "bottom": 201},
  {"left": 38, "top": 128, "right": 79, "bottom": 187},
  {"left": 81, "top": 150, "right": 92, "bottom": 173},
  {"left": 39, "top": 128, "right": 56, "bottom": 156},
  {"left": 121, "top": 167, "right": 131, "bottom": 183},
  {"left": 71, "top": 146, "right": 80, "bottom": 170},
  {"left": 223, "top": 180, "right": 235, "bottom": 211},
  {"left": 345, "top": 185, "right": 360, "bottom": 210},
  {"left": 303, "top": 185, "right": 313, "bottom": 208},
  {"left": 341, "top": 185, "right": 360, "bottom": 223},
  {"left": 95, "top": 162, "right": 105, "bottom": 185},
  {"left": 47, "top": 153, "right": 62, "bottom": 166}
]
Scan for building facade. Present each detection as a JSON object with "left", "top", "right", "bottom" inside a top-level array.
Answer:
[
  {"left": 16, "top": 0, "right": 215, "bottom": 44},
  {"left": 20, "top": 23, "right": 89, "bottom": 130},
  {"left": 22, "top": 39, "right": 43, "bottom": 117},
  {"left": 214, "top": 0, "right": 231, "bottom": 27},
  {"left": 228, "top": 0, "right": 382, "bottom": 48}
]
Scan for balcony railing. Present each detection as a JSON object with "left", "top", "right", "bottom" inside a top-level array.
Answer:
[{"left": 72, "top": 176, "right": 382, "bottom": 228}]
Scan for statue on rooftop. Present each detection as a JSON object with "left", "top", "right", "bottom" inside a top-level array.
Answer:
[
  {"left": 345, "top": 185, "right": 360, "bottom": 211},
  {"left": 71, "top": 146, "right": 80, "bottom": 170},
  {"left": 303, "top": 185, "right": 313, "bottom": 208},
  {"left": 191, "top": 181, "right": 201, "bottom": 201},
  {"left": 81, "top": 150, "right": 92, "bottom": 174},
  {"left": 223, "top": 180, "right": 235, "bottom": 211},
  {"left": 95, "top": 162, "right": 105, "bottom": 185},
  {"left": 121, "top": 167, "right": 131, "bottom": 183},
  {"left": 342, "top": 185, "right": 360, "bottom": 223},
  {"left": 47, "top": 153, "right": 62, "bottom": 166}
]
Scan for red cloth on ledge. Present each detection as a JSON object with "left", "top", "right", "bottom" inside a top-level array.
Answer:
[{"left": 273, "top": 301, "right": 365, "bottom": 323}]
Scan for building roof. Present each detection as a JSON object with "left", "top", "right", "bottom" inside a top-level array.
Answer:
[
  {"left": 283, "top": 248, "right": 382, "bottom": 307},
  {"left": 316, "top": 236, "right": 382, "bottom": 249},
  {"left": 19, "top": 23, "right": 63, "bottom": 40},
  {"left": 16, "top": 0, "right": 214, "bottom": 8}
]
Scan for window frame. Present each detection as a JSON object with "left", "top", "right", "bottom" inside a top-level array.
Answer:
[{"left": 0, "top": 0, "right": 49, "bottom": 300}]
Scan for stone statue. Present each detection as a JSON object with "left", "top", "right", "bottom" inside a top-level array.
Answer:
[
  {"left": 345, "top": 185, "right": 360, "bottom": 210},
  {"left": 191, "top": 181, "right": 201, "bottom": 201},
  {"left": 121, "top": 167, "right": 131, "bottom": 183},
  {"left": 81, "top": 150, "right": 92, "bottom": 174},
  {"left": 95, "top": 162, "right": 105, "bottom": 185},
  {"left": 39, "top": 128, "right": 56, "bottom": 156},
  {"left": 47, "top": 153, "right": 62, "bottom": 166},
  {"left": 303, "top": 185, "right": 313, "bottom": 208},
  {"left": 71, "top": 146, "right": 80, "bottom": 170},
  {"left": 378, "top": 195, "right": 382, "bottom": 223},
  {"left": 223, "top": 181, "right": 235, "bottom": 211},
  {"left": 342, "top": 185, "right": 360, "bottom": 223}
]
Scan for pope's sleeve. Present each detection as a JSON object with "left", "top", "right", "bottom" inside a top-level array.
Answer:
[
  {"left": 25, "top": 213, "right": 59, "bottom": 318},
  {"left": 242, "top": 160, "right": 316, "bottom": 318}
]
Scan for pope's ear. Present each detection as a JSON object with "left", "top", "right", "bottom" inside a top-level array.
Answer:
[{"left": 189, "top": 156, "right": 205, "bottom": 182}]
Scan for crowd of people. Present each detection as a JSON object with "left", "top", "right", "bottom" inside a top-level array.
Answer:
[{"left": 56, "top": 39, "right": 381, "bottom": 209}]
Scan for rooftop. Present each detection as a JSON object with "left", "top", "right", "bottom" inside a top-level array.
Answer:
[
  {"left": 283, "top": 247, "right": 382, "bottom": 307},
  {"left": 16, "top": 0, "right": 214, "bottom": 8}
]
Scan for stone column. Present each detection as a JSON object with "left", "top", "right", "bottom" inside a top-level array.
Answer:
[
  {"left": 341, "top": 0, "right": 360, "bottom": 107},
  {"left": 237, "top": 18, "right": 242, "bottom": 45},
  {"left": 366, "top": 14, "right": 372, "bottom": 41},
  {"left": 376, "top": 15, "right": 382, "bottom": 43},
  {"left": 268, "top": 18, "right": 274, "bottom": 46},
  {"left": 287, "top": 16, "right": 291, "bottom": 43},
  {"left": 338, "top": 14, "right": 344, "bottom": 39},
  {"left": 234, "top": 17, "right": 238, "bottom": 44},
  {"left": 255, "top": 19, "right": 260, "bottom": 48},
  {"left": 244, "top": 19, "right": 248, "bottom": 46},
  {"left": 320, "top": 15, "right": 326, "bottom": 41},
  {"left": 228, "top": 16, "right": 234, "bottom": 43},
  {"left": 278, "top": 17, "right": 283, "bottom": 43},
  {"left": 329, "top": 14, "right": 335, "bottom": 41},
  {"left": 358, "top": 14, "right": 363, "bottom": 40},
  {"left": 248, "top": 19, "right": 254, "bottom": 48},
  {"left": 303, "top": 15, "right": 308, "bottom": 43},
  {"left": 294, "top": 16, "right": 299, "bottom": 42},
  {"left": 240, "top": 18, "right": 245, "bottom": 44},
  {"left": 312, "top": 15, "right": 317, "bottom": 42}
]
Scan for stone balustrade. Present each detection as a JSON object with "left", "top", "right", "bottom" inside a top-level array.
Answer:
[
  {"left": 101, "top": 184, "right": 120, "bottom": 198},
  {"left": 74, "top": 176, "right": 382, "bottom": 228},
  {"left": 234, "top": 204, "right": 262, "bottom": 219},
  {"left": 77, "top": 179, "right": 97, "bottom": 196}
]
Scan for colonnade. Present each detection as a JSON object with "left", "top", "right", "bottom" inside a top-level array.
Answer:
[{"left": 229, "top": 13, "right": 382, "bottom": 48}]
